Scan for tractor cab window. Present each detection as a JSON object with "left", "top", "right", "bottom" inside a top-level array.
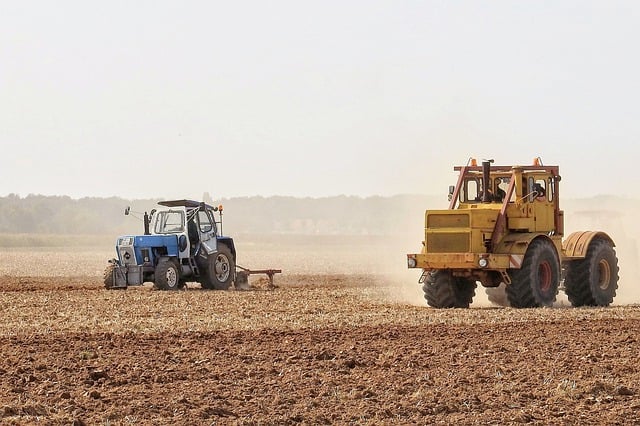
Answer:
[
  {"left": 527, "top": 177, "right": 550, "bottom": 202},
  {"left": 461, "top": 177, "right": 508, "bottom": 203},
  {"left": 198, "top": 209, "right": 215, "bottom": 234},
  {"left": 494, "top": 177, "right": 509, "bottom": 202},
  {"left": 154, "top": 210, "right": 185, "bottom": 234},
  {"left": 461, "top": 178, "right": 481, "bottom": 203}
]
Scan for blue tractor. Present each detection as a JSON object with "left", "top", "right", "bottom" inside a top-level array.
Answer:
[{"left": 104, "top": 199, "right": 237, "bottom": 290}]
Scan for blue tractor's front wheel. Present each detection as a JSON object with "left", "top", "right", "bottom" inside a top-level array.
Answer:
[{"left": 155, "top": 259, "right": 180, "bottom": 291}]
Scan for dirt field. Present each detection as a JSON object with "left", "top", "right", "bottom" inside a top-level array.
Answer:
[{"left": 1, "top": 245, "right": 640, "bottom": 425}]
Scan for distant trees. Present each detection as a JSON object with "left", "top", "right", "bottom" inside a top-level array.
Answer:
[
  {"left": 218, "top": 194, "right": 438, "bottom": 236},
  {"left": 0, "top": 194, "right": 638, "bottom": 255},
  {"left": 0, "top": 193, "right": 438, "bottom": 237},
  {"left": 0, "top": 194, "right": 156, "bottom": 235}
]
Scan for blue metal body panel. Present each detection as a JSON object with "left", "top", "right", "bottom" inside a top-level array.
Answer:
[{"left": 116, "top": 234, "right": 180, "bottom": 266}]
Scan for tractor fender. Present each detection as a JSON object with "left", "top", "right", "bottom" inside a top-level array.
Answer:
[
  {"left": 562, "top": 231, "right": 615, "bottom": 259},
  {"left": 494, "top": 233, "right": 556, "bottom": 256},
  {"left": 217, "top": 237, "right": 237, "bottom": 261},
  {"left": 156, "top": 255, "right": 179, "bottom": 267},
  {"left": 493, "top": 233, "right": 560, "bottom": 269}
]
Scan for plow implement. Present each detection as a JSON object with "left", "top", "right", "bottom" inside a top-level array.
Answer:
[{"left": 235, "top": 265, "right": 282, "bottom": 290}]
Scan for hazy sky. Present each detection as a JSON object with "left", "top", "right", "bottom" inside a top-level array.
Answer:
[{"left": 1, "top": 1, "right": 639, "bottom": 201}]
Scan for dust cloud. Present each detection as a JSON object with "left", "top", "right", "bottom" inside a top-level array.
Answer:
[{"left": 563, "top": 198, "right": 640, "bottom": 305}]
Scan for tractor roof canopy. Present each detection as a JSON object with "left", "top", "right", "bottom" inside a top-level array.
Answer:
[{"left": 158, "top": 199, "right": 218, "bottom": 211}]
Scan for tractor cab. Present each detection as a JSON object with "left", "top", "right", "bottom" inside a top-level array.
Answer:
[
  {"left": 451, "top": 158, "right": 557, "bottom": 205},
  {"left": 446, "top": 158, "right": 563, "bottom": 237},
  {"left": 150, "top": 200, "right": 221, "bottom": 259}
]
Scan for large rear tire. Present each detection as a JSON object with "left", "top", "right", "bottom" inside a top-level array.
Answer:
[
  {"left": 506, "top": 239, "right": 560, "bottom": 308},
  {"left": 201, "top": 245, "right": 235, "bottom": 290},
  {"left": 422, "top": 271, "right": 476, "bottom": 308},
  {"left": 155, "top": 259, "right": 180, "bottom": 291},
  {"left": 564, "top": 239, "right": 619, "bottom": 307}
]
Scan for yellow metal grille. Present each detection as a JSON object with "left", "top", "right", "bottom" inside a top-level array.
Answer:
[
  {"left": 426, "top": 232, "right": 470, "bottom": 253},
  {"left": 427, "top": 214, "right": 470, "bottom": 228}
]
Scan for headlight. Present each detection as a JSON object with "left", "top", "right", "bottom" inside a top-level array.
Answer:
[
  {"left": 407, "top": 256, "right": 417, "bottom": 268},
  {"left": 479, "top": 258, "right": 488, "bottom": 268}
]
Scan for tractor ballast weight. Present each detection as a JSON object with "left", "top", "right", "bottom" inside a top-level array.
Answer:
[
  {"left": 407, "top": 158, "right": 620, "bottom": 308},
  {"left": 104, "top": 199, "right": 280, "bottom": 291}
]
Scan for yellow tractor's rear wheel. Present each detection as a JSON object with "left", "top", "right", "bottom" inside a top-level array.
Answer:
[{"left": 564, "top": 238, "right": 619, "bottom": 307}]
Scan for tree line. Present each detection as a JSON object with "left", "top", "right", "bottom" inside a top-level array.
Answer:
[
  {"left": 1, "top": 193, "right": 635, "bottom": 239},
  {"left": 0, "top": 193, "right": 443, "bottom": 237}
]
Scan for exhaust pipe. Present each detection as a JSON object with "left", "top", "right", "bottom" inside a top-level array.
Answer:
[
  {"left": 144, "top": 211, "right": 150, "bottom": 235},
  {"left": 482, "top": 160, "right": 493, "bottom": 203}
]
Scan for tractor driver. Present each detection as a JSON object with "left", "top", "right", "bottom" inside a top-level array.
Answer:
[
  {"left": 494, "top": 182, "right": 507, "bottom": 202},
  {"left": 188, "top": 218, "right": 200, "bottom": 250},
  {"left": 533, "top": 183, "right": 546, "bottom": 201},
  {"left": 483, "top": 180, "right": 506, "bottom": 202}
]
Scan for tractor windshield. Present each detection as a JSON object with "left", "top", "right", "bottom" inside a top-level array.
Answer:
[
  {"left": 153, "top": 210, "right": 185, "bottom": 234},
  {"left": 459, "top": 174, "right": 512, "bottom": 204},
  {"left": 461, "top": 178, "right": 481, "bottom": 202}
]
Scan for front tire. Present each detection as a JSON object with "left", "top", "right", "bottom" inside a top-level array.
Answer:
[
  {"left": 564, "top": 239, "right": 619, "bottom": 307},
  {"left": 506, "top": 239, "right": 560, "bottom": 308},
  {"left": 155, "top": 259, "right": 180, "bottom": 291},
  {"left": 201, "top": 245, "right": 235, "bottom": 290},
  {"left": 422, "top": 270, "right": 476, "bottom": 308},
  {"left": 103, "top": 263, "right": 116, "bottom": 290}
]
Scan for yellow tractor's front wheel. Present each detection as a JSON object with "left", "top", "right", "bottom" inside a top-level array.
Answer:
[
  {"left": 506, "top": 239, "right": 560, "bottom": 308},
  {"left": 422, "top": 271, "right": 476, "bottom": 309}
]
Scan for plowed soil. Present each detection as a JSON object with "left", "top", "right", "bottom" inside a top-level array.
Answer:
[{"left": 1, "top": 273, "right": 640, "bottom": 426}]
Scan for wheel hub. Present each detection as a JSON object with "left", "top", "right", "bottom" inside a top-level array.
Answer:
[
  {"left": 538, "top": 261, "right": 552, "bottom": 292},
  {"left": 166, "top": 268, "right": 177, "bottom": 287},
  {"left": 215, "top": 255, "right": 230, "bottom": 280},
  {"left": 597, "top": 259, "right": 611, "bottom": 290}
]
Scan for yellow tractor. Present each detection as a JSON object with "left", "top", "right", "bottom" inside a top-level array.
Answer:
[{"left": 406, "top": 158, "right": 619, "bottom": 308}]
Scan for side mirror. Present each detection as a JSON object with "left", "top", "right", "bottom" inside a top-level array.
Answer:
[{"left": 124, "top": 206, "right": 130, "bottom": 216}]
